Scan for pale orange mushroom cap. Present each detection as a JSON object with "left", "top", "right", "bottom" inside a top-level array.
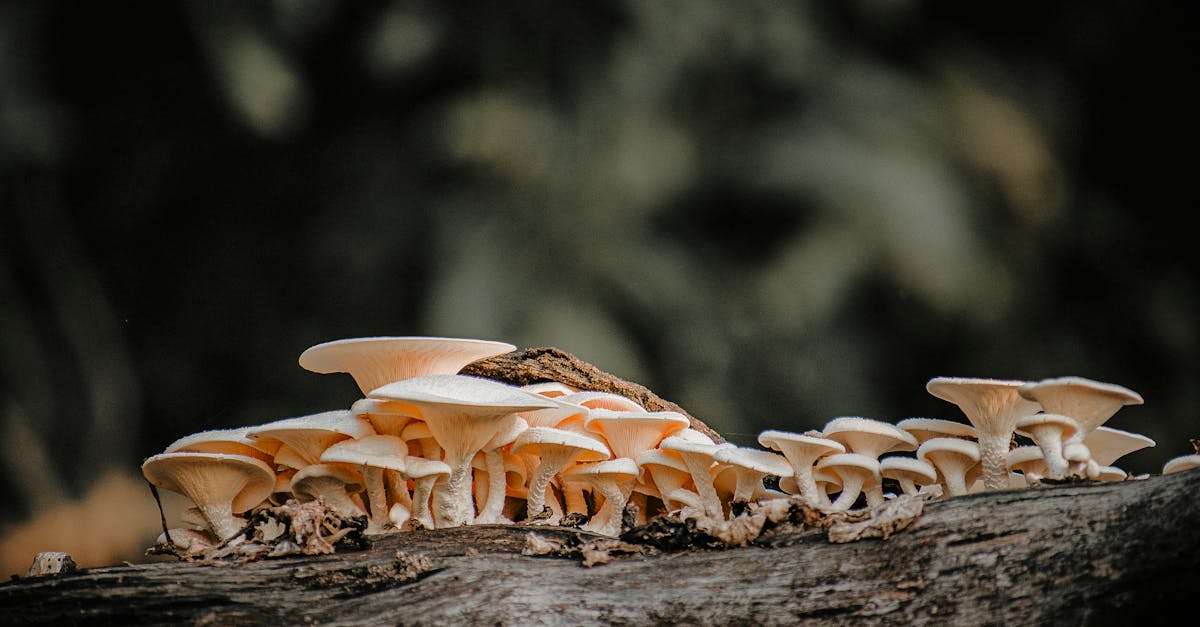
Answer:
[
  {"left": 822, "top": 416, "right": 918, "bottom": 459},
  {"left": 583, "top": 409, "right": 690, "bottom": 460},
  {"left": 247, "top": 410, "right": 376, "bottom": 466},
  {"left": 298, "top": 336, "right": 516, "bottom": 395},
  {"left": 1017, "top": 376, "right": 1143, "bottom": 435}
]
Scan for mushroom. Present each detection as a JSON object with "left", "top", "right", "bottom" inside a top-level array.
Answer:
[
  {"left": 894, "top": 417, "right": 977, "bottom": 445},
  {"left": 1007, "top": 445, "right": 1048, "bottom": 485},
  {"left": 396, "top": 456, "right": 451, "bottom": 529},
  {"left": 560, "top": 458, "right": 641, "bottom": 536},
  {"left": 1162, "top": 454, "right": 1200, "bottom": 475},
  {"left": 520, "top": 381, "right": 579, "bottom": 398},
  {"left": 1017, "top": 376, "right": 1144, "bottom": 441},
  {"left": 246, "top": 410, "right": 376, "bottom": 467},
  {"left": 271, "top": 444, "right": 310, "bottom": 471},
  {"left": 400, "top": 420, "right": 444, "bottom": 460},
  {"left": 560, "top": 390, "right": 647, "bottom": 412},
  {"left": 711, "top": 446, "right": 792, "bottom": 504},
  {"left": 880, "top": 456, "right": 939, "bottom": 496},
  {"left": 350, "top": 397, "right": 421, "bottom": 437},
  {"left": 1014, "top": 413, "right": 1083, "bottom": 480},
  {"left": 298, "top": 336, "right": 516, "bottom": 395},
  {"left": 510, "top": 426, "right": 611, "bottom": 523},
  {"left": 474, "top": 415, "right": 529, "bottom": 524},
  {"left": 583, "top": 409, "right": 690, "bottom": 460},
  {"left": 517, "top": 394, "right": 589, "bottom": 429},
  {"left": 926, "top": 377, "right": 1041, "bottom": 491},
  {"left": 757, "top": 430, "right": 846, "bottom": 507},
  {"left": 319, "top": 434, "right": 409, "bottom": 533},
  {"left": 164, "top": 426, "right": 276, "bottom": 465},
  {"left": 658, "top": 435, "right": 731, "bottom": 520},
  {"left": 917, "top": 437, "right": 982, "bottom": 496},
  {"left": 141, "top": 451, "right": 275, "bottom": 541},
  {"left": 269, "top": 468, "right": 297, "bottom": 505},
  {"left": 635, "top": 448, "right": 697, "bottom": 511},
  {"left": 368, "top": 374, "right": 556, "bottom": 527},
  {"left": 814, "top": 453, "right": 883, "bottom": 510},
  {"left": 1082, "top": 425, "right": 1157, "bottom": 467},
  {"left": 821, "top": 416, "right": 918, "bottom": 459},
  {"left": 290, "top": 462, "right": 367, "bottom": 518}
]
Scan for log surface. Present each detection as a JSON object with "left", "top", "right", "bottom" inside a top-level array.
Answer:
[{"left": 3, "top": 470, "right": 1197, "bottom": 626}]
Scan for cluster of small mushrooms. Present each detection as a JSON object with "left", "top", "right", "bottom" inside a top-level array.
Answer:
[{"left": 141, "top": 336, "right": 1198, "bottom": 549}]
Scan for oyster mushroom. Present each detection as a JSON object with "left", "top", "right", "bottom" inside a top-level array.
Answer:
[
  {"left": 926, "top": 377, "right": 1041, "bottom": 491},
  {"left": 757, "top": 430, "right": 846, "bottom": 507},
  {"left": 1014, "top": 413, "right": 1083, "bottom": 480},
  {"left": 711, "top": 446, "right": 792, "bottom": 504},
  {"left": 319, "top": 434, "right": 409, "bottom": 533},
  {"left": 917, "top": 437, "right": 982, "bottom": 496},
  {"left": 583, "top": 409, "right": 690, "bottom": 460},
  {"left": 142, "top": 451, "right": 275, "bottom": 541},
  {"left": 246, "top": 410, "right": 375, "bottom": 467},
  {"left": 822, "top": 416, "right": 918, "bottom": 459},
  {"left": 1017, "top": 376, "right": 1144, "bottom": 440},
  {"left": 561, "top": 458, "right": 641, "bottom": 536},
  {"left": 815, "top": 453, "right": 882, "bottom": 511},
  {"left": 298, "top": 336, "right": 516, "bottom": 395},
  {"left": 511, "top": 426, "right": 611, "bottom": 523},
  {"left": 290, "top": 462, "right": 367, "bottom": 518}
]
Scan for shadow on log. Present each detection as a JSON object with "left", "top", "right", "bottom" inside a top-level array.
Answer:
[{"left": 3, "top": 469, "right": 1197, "bottom": 625}]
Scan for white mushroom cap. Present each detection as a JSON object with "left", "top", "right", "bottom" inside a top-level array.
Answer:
[
  {"left": 880, "top": 457, "right": 939, "bottom": 496},
  {"left": 246, "top": 410, "right": 376, "bottom": 466},
  {"left": 1007, "top": 445, "right": 1049, "bottom": 483},
  {"left": 561, "top": 458, "right": 640, "bottom": 536},
  {"left": 165, "top": 426, "right": 276, "bottom": 465},
  {"left": 757, "top": 429, "right": 846, "bottom": 507},
  {"left": 142, "top": 451, "right": 275, "bottom": 541},
  {"left": 926, "top": 377, "right": 1040, "bottom": 491},
  {"left": 895, "top": 417, "right": 977, "bottom": 444},
  {"left": 350, "top": 397, "right": 422, "bottom": 437},
  {"left": 512, "top": 426, "right": 612, "bottom": 521},
  {"left": 298, "top": 336, "right": 516, "bottom": 395},
  {"left": 1081, "top": 425, "right": 1156, "bottom": 467},
  {"left": 320, "top": 435, "right": 409, "bottom": 532},
  {"left": 1162, "top": 454, "right": 1200, "bottom": 475},
  {"left": 917, "top": 437, "right": 982, "bottom": 496},
  {"left": 814, "top": 453, "right": 882, "bottom": 511},
  {"left": 369, "top": 374, "right": 556, "bottom": 527},
  {"left": 635, "top": 449, "right": 695, "bottom": 507},
  {"left": 822, "top": 416, "right": 919, "bottom": 459},
  {"left": 520, "top": 381, "right": 579, "bottom": 398},
  {"left": 712, "top": 446, "right": 792, "bottom": 503},
  {"left": 1017, "top": 376, "right": 1143, "bottom": 436},
  {"left": 1094, "top": 465, "right": 1128, "bottom": 482},
  {"left": 291, "top": 462, "right": 367, "bottom": 517},
  {"left": 517, "top": 394, "right": 589, "bottom": 429},
  {"left": 583, "top": 409, "right": 690, "bottom": 460},
  {"left": 559, "top": 390, "right": 646, "bottom": 412},
  {"left": 1014, "top": 413, "right": 1082, "bottom": 480}
]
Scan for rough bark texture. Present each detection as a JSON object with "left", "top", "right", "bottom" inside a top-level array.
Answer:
[
  {"left": 460, "top": 346, "right": 724, "bottom": 443},
  {"left": 3, "top": 470, "right": 1197, "bottom": 625}
]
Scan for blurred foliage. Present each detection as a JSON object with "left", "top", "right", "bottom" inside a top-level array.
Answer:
[{"left": 0, "top": 0, "right": 1196, "bottom": 568}]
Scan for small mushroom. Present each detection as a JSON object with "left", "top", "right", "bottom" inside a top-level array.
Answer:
[
  {"left": 474, "top": 415, "right": 530, "bottom": 524},
  {"left": 298, "top": 336, "right": 516, "bottom": 395},
  {"left": 757, "top": 430, "right": 846, "bottom": 507},
  {"left": 165, "top": 426, "right": 276, "bottom": 465},
  {"left": 635, "top": 448, "right": 697, "bottom": 511},
  {"left": 814, "top": 453, "right": 883, "bottom": 511},
  {"left": 350, "top": 397, "right": 421, "bottom": 437},
  {"left": 247, "top": 410, "right": 376, "bottom": 467},
  {"left": 400, "top": 420, "right": 444, "bottom": 460},
  {"left": 290, "top": 462, "right": 368, "bottom": 518},
  {"left": 894, "top": 417, "right": 977, "bottom": 445},
  {"left": 926, "top": 377, "right": 1040, "bottom": 491},
  {"left": 1014, "top": 413, "right": 1082, "bottom": 480},
  {"left": 917, "top": 437, "right": 982, "bottom": 496},
  {"left": 711, "top": 446, "right": 792, "bottom": 504},
  {"left": 560, "top": 458, "right": 641, "bottom": 536},
  {"left": 142, "top": 451, "right": 275, "bottom": 541},
  {"left": 319, "top": 434, "right": 409, "bottom": 533},
  {"left": 510, "top": 426, "right": 611, "bottom": 523},
  {"left": 583, "top": 409, "right": 690, "bottom": 460},
  {"left": 560, "top": 390, "right": 647, "bottom": 412},
  {"left": 397, "top": 456, "right": 451, "bottom": 529},
  {"left": 880, "top": 456, "right": 939, "bottom": 496},
  {"left": 1007, "top": 445, "right": 1048, "bottom": 484},
  {"left": 1017, "top": 376, "right": 1144, "bottom": 440},
  {"left": 658, "top": 435, "right": 731, "bottom": 519},
  {"left": 1082, "top": 425, "right": 1156, "bottom": 467},
  {"left": 822, "top": 416, "right": 918, "bottom": 459},
  {"left": 1162, "top": 454, "right": 1200, "bottom": 475}
]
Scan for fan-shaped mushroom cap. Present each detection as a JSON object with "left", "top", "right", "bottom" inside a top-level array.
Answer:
[
  {"left": 1081, "top": 425, "right": 1156, "bottom": 467},
  {"left": 583, "top": 409, "right": 690, "bottom": 460},
  {"left": 351, "top": 397, "right": 422, "bottom": 437},
  {"left": 520, "top": 382, "right": 579, "bottom": 398},
  {"left": 271, "top": 444, "right": 310, "bottom": 471},
  {"left": 1017, "top": 376, "right": 1143, "bottom": 436},
  {"left": 822, "top": 416, "right": 918, "bottom": 459},
  {"left": 815, "top": 453, "right": 882, "bottom": 511},
  {"left": 299, "top": 336, "right": 516, "bottom": 395},
  {"left": 1162, "top": 454, "right": 1200, "bottom": 475},
  {"left": 247, "top": 410, "right": 375, "bottom": 467},
  {"left": 291, "top": 462, "right": 367, "bottom": 517},
  {"left": 560, "top": 390, "right": 646, "bottom": 412},
  {"left": 895, "top": 417, "right": 977, "bottom": 444},
  {"left": 917, "top": 437, "right": 982, "bottom": 496},
  {"left": 320, "top": 435, "right": 409, "bottom": 532},
  {"left": 926, "top": 377, "right": 1040, "bottom": 491},
  {"left": 712, "top": 446, "right": 792, "bottom": 503},
  {"left": 880, "top": 457, "right": 939, "bottom": 496},
  {"left": 757, "top": 430, "right": 846, "bottom": 507},
  {"left": 165, "top": 427, "right": 276, "bottom": 465},
  {"left": 517, "top": 394, "right": 589, "bottom": 429},
  {"left": 561, "top": 458, "right": 640, "bottom": 536},
  {"left": 369, "top": 374, "right": 556, "bottom": 527},
  {"left": 512, "top": 426, "right": 611, "bottom": 522},
  {"left": 142, "top": 451, "right": 275, "bottom": 541}
]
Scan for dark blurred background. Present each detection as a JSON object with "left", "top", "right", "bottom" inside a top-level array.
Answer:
[{"left": 2, "top": 0, "right": 1196, "bottom": 572}]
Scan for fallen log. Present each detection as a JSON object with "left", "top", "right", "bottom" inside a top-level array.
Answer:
[{"left": 2, "top": 468, "right": 1196, "bottom": 625}]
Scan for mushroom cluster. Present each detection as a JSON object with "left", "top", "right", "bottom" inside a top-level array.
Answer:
[{"left": 142, "top": 339, "right": 1169, "bottom": 546}]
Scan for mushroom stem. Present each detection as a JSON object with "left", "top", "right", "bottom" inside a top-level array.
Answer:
[
  {"left": 584, "top": 480, "right": 628, "bottom": 537},
  {"left": 977, "top": 432, "right": 1013, "bottom": 491},
  {"left": 560, "top": 479, "right": 589, "bottom": 516},
  {"left": 830, "top": 475, "right": 866, "bottom": 511},
  {"left": 896, "top": 478, "right": 918, "bottom": 496},
  {"left": 410, "top": 476, "right": 439, "bottom": 529},
  {"left": 362, "top": 467, "right": 389, "bottom": 533},
  {"left": 474, "top": 450, "right": 510, "bottom": 524},
  {"left": 434, "top": 461, "right": 476, "bottom": 528},
  {"left": 198, "top": 502, "right": 241, "bottom": 542},
  {"left": 1031, "top": 430, "right": 1069, "bottom": 480},
  {"left": 525, "top": 449, "right": 577, "bottom": 521},
  {"left": 732, "top": 471, "right": 765, "bottom": 504},
  {"left": 679, "top": 454, "right": 724, "bottom": 520}
]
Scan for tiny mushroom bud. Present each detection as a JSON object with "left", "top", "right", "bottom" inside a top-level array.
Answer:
[
  {"left": 319, "top": 434, "right": 409, "bottom": 533},
  {"left": 142, "top": 451, "right": 275, "bottom": 541},
  {"left": 757, "top": 430, "right": 846, "bottom": 507},
  {"left": 917, "top": 437, "right": 982, "bottom": 496},
  {"left": 926, "top": 377, "right": 1040, "bottom": 491},
  {"left": 291, "top": 462, "right": 368, "bottom": 518},
  {"left": 1014, "top": 413, "right": 1083, "bottom": 480},
  {"left": 298, "top": 336, "right": 516, "bottom": 396},
  {"left": 561, "top": 458, "right": 641, "bottom": 536},
  {"left": 711, "top": 446, "right": 792, "bottom": 504}
]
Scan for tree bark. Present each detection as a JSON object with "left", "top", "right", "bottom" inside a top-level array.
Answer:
[{"left": 2, "top": 469, "right": 1196, "bottom": 626}]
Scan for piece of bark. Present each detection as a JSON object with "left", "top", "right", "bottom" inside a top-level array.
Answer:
[
  {"left": 461, "top": 346, "right": 724, "bottom": 443},
  {"left": 4, "top": 470, "right": 1196, "bottom": 625}
]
